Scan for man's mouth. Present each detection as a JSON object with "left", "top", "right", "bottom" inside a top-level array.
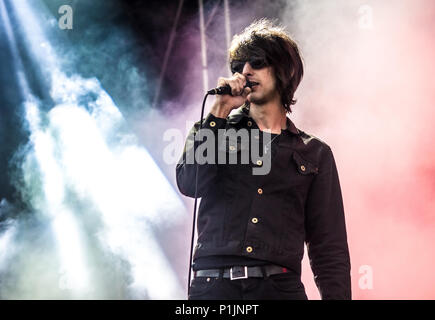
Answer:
[{"left": 250, "top": 81, "right": 259, "bottom": 87}]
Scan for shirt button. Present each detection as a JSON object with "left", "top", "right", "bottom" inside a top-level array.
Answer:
[
  {"left": 229, "top": 145, "right": 236, "bottom": 151},
  {"left": 300, "top": 165, "right": 306, "bottom": 172},
  {"left": 251, "top": 217, "right": 258, "bottom": 224},
  {"left": 247, "top": 121, "right": 252, "bottom": 127},
  {"left": 209, "top": 121, "right": 216, "bottom": 127},
  {"left": 256, "top": 160, "right": 262, "bottom": 166},
  {"left": 254, "top": 135, "right": 259, "bottom": 140},
  {"left": 246, "top": 246, "right": 253, "bottom": 253},
  {"left": 257, "top": 188, "right": 263, "bottom": 195}
]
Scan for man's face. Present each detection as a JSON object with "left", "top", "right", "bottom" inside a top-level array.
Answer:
[
  {"left": 242, "top": 62, "right": 280, "bottom": 105},
  {"left": 231, "top": 56, "right": 280, "bottom": 106}
]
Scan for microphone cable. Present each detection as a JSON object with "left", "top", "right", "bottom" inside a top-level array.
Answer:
[
  {"left": 186, "top": 81, "right": 251, "bottom": 297},
  {"left": 187, "top": 92, "right": 209, "bottom": 297}
]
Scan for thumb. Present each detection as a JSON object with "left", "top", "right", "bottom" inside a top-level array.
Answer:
[{"left": 242, "top": 87, "right": 252, "bottom": 98}]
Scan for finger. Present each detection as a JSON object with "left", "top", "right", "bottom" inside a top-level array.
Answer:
[
  {"left": 234, "top": 73, "right": 246, "bottom": 87},
  {"left": 226, "top": 79, "right": 241, "bottom": 96},
  {"left": 242, "top": 87, "right": 252, "bottom": 98},
  {"left": 217, "top": 77, "right": 227, "bottom": 87},
  {"left": 234, "top": 72, "right": 245, "bottom": 80},
  {"left": 235, "top": 85, "right": 245, "bottom": 96},
  {"left": 231, "top": 83, "right": 241, "bottom": 96}
]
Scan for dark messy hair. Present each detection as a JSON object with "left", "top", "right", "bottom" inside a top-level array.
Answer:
[{"left": 229, "top": 19, "right": 304, "bottom": 113}]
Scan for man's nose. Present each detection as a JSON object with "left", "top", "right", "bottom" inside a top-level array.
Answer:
[{"left": 242, "top": 62, "right": 253, "bottom": 76}]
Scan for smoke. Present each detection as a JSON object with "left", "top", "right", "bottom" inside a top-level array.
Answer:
[
  {"left": 166, "top": 0, "right": 435, "bottom": 299},
  {"left": 0, "top": 0, "right": 188, "bottom": 299},
  {"left": 2, "top": 0, "right": 433, "bottom": 300},
  {"left": 281, "top": 0, "right": 435, "bottom": 299}
]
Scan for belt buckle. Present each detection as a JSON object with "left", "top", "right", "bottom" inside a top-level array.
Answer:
[{"left": 230, "top": 266, "right": 248, "bottom": 280}]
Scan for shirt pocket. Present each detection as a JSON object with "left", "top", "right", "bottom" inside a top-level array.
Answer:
[
  {"left": 287, "top": 151, "right": 319, "bottom": 199},
  {"left": 278, "top": 152, "right": 319, "bottom": 254},
  {"left": 292, "top": 151, "right": 319, "bottom": 176}
]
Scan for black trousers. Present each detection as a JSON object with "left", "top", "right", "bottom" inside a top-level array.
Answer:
[{"left": 188, "top": 272, "right": 308, "bottom": 300}]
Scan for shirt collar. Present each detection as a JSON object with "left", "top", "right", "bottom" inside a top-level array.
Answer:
[{"left": 227, "top": 105, "right": 300, "bottom": 135}]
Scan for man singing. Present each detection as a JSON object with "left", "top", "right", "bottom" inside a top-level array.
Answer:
[{"left": 176, "top": 19, "right": 351, "bottom": 300}]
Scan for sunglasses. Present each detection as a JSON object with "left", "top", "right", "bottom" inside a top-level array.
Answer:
[{"left": 230, "top": 57, "right": 269, "bottom": 74}]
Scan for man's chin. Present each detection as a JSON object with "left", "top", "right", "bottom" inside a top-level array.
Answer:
[{"left": 248, "top": 94, "right": 266, "bottom": 105}]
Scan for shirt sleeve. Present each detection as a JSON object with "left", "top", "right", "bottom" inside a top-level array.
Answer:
[
  {"left": 304, "top": 145, "right": 352, "bottom": 300},
  {"left": 175, "top": 112, "right": 227, "bottom": 198}
]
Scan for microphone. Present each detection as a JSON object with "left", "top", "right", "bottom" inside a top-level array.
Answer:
[{"left": 207, "top": 80, "right": 253, "bottom": 95}]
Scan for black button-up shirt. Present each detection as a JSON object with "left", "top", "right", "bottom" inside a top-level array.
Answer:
[{"left": 176, "top": 105, "right": 351, "bottom": 299}]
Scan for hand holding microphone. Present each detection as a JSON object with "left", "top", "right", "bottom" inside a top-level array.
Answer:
[
  {"left": 208, "top": 79, "right": 253, "bottom": 95},
  {"left": 209, "top": 73, "right": 252, "bottom": 119}
]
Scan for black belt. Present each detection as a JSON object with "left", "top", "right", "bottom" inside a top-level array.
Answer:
[{"left": 194, "top": 265, "right": 290, "bottom": 280}]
